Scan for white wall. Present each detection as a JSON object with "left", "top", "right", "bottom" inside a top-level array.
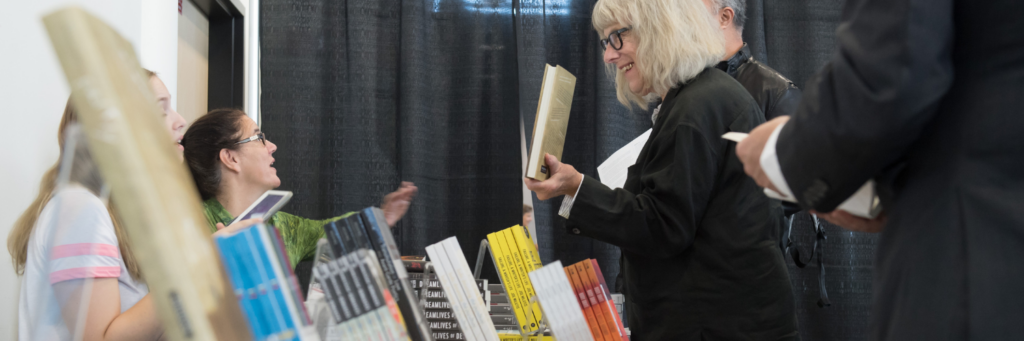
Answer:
[{"left": 0, "top": 1, "right": 177, "bottom": 338}]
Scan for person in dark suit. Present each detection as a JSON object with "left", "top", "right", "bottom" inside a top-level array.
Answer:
[
  {"left": 735, "top": 0, "right": 1024, "bottom": 339},
  {"left": 706, "top": 0, "right": 801, "bottom": 121},
  {"left": 525, "top": 0, "right": 797, "bottom": 339}
]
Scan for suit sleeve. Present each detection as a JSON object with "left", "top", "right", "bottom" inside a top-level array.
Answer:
[
  {"left": 566, "top": 124, "right": 717, "bottom": 259},
  {"left": 767, "top": 84, "right": 802, "bottom": 120},
  {"left": 777, "top": 0, "right": 955, "bottom": 211}
]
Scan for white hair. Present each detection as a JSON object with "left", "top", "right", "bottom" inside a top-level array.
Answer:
[{"left": 593, "top": 0, "right": 726, "bottom": 109}]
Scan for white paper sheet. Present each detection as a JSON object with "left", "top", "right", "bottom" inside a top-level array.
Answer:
[{"left": 597, "top": 129, "right": 652, "bottom": 189}]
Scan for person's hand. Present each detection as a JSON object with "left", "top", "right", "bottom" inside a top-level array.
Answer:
[
  {"left": 524, "top": 154, "right": 583, "bottom": 201},
  {"left": 812, "top": 210, "right": 887, "bottom": 233},
  {"left": 382, "top": 181, "right": 418, "bottom": 227},
  {"left": 212, "top": 217, "right": 263, "bottom": 237},
  {"left": 736, "top": 116, "right": 790, "bottom": 193}
]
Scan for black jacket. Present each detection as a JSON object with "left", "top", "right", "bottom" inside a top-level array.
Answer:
[
  {"left": 776, "top": 0, "right": 1024, "bottom": 339},
  {"left": 566, "top": 68, "right": 797, "bottom": 340},
  {"left": 716, "top": 44, "right": 801, "bottom": 121}
]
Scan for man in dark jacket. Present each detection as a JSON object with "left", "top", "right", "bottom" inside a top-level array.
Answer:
[
  {"left": 706, "top": 0, "right": 801, "bottom": 121},
  {"left": 736, "top": 0, "right": 1024, "bottom": 339}
]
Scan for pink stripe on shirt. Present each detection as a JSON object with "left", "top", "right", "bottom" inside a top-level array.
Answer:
[
  {"left": 51, "top": 243, "right": 119, "bottom": 259},
  {"left": 49, "top": 266, "right": 121, "bottom": 284}
]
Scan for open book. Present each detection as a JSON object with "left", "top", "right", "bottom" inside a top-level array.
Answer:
[{"left": 526, "top": 64, "right": 577, "bottom": 180}]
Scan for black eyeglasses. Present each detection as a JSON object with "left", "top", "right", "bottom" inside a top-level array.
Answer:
[
  {"left": 236, "top": 132, "right": 267, "bottom": 146},
  {"left": 600, "top": 27, "right": 631, "bottom": 51}
]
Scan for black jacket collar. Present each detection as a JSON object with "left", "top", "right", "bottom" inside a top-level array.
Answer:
[{"left": 715, "top": 43, "right": 752, "bottom": 78}]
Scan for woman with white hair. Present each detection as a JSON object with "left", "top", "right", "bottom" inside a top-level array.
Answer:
[{"left": 526, "top": 0, "right": 797, "bottom": 339}]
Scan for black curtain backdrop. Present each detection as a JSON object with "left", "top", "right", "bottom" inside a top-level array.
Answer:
[{"left": 260, "top": 0, "right": 875, "bottom": 340}]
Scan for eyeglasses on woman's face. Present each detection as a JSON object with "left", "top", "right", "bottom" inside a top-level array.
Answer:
[
  {"left": 600, "top": 27, "right": 631, "bottom": 51},
  {"left": 236, "top": 132, "right": 267, "bottom": 146}
]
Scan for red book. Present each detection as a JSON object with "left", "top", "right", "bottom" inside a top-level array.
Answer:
[
  {"left": 565, "top": 266, "right": 605, "bottom": 341},
  {"left": 575, "top": 261, "right": 614, "bottom": 341},
  {"left": 586, "top": 259, "right": 629, "bottom": 341}
]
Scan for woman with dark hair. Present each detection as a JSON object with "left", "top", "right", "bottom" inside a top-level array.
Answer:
[
  {"left": 181, "top": 108, "right": 417, "bottom": 268},
  {"left": 525, "top": 0, "right": 796, "bottom": 339}
]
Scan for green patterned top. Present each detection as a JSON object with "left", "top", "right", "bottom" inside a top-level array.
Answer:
[{"left": 202, "top": 198, "right": 350, "bottom": 268}]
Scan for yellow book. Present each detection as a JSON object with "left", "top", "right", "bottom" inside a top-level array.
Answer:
[
  {"left": 526, "top": 64, "right": 577, "bottom": 180},
  {"left": 497, "top": 332, "right": 556, "bottom": 341},
  {"left": 497, "top": 229, "right": 541, "bottom": 332},
  {"left": 488, "top": 232, "right": 536, "bottom": 332},
  {"left": 505, "top": 226, "right": 545, "bottom": 327}
]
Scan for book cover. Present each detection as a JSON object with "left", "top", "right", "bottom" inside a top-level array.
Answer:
[
  {"left": 526, "top": 64, "right": 577, "bottom": 180},
  {"left": 442, "top": 237, "right": 500, "bottom": 341},
  {"left": 575, "top": 261, "right": 614, "bottom": 341},
  {"left": 528, "top": 261, "right": 594, "bottom": 341},
  {"left": 363, "top": 207, "right": 434, "bottom": 341},
  {"left": 426, "top": 241, "right": 482, "bottom": 341},
  {"left": 587, "top": 259, "right": 628, "bottom": 341},
  {"left": 261, "top": 225, "right": 311, "bottom": 327},
  {"left": 323, "top": 221, "right": 348, "bottom": 258},
  {"left": 566, "top": 265, "right": 606, "bottom": 341},
  {"left": 506, "top": 227, "right": 544, "bottom": 326},
  {"left": 355, "top": 252, "right": 412, "bottom": 341},
  {"left": 341, "top": 255, "right": 389, "bottom": 341},
  {"left": 215, "top": 235, "right": 265, "bottom": 338},
  {"left": 488, "top": 231, "right": 536, "bottom": 333}
]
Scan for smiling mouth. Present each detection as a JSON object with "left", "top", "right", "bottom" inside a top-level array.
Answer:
[{"left": 621, "top": 63, "right": 634, "bottom": 72}]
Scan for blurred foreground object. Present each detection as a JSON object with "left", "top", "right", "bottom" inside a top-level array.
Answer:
[{"left": 43, "top": 7, "right": 250, "bottom": 340}]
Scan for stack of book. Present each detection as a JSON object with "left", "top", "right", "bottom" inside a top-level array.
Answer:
[
  {"left": 486, "top": 225, "right": 544, "bottom": 334},
  {"left": 215, "top": 223, "right": 312, "bottom": 340},
  {"left": 320, "top": 207, "right": 433, "bottom": 340},
  {"left": 425, "top": 237, "right": 500, "bottom": 341},
  {"left": 404, "top": 256, "right": 491, "bottom": 341},
  {"left": 528, "top": 260, "right": 593, "bottom": 341},
  {"left": 563, "top": 260, "right": 629, "bottom": 341},
  {"left": 312, "top": 249, "right": 409, "bottom": 340},
  {"left": 489, "top": 284, "right": 518, "bottom": 332}
]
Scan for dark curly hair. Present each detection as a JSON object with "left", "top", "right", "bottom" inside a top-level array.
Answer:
[{"left": 181, "top": 108, "right": 248, "bottom": 200}]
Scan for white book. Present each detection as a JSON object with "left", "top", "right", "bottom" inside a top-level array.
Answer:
[
  {"left": 597, "top": 129, "right": 652, "bottom": 189},
  {"left": 426, "top": 242, "right": 484, "bottom": 341},
  {"left": 443, "top": 237, "right": 500, "bottom": 341},
  {"left": 529, "top": 261, "right": 594, "bottom": 341}
]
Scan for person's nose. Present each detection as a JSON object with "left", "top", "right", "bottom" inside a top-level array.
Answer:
[
  {"left": 267, "top": 140, "right": 278, "bottom": 154},
  {"left": 603, "top": 46, "right": 619, "bottom": 65}
]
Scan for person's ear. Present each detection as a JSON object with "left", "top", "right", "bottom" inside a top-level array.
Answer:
[
  {"left": 219, "top": 148, "right": 242, "bottom": 173},
  {"left": 720, "top": 7, "right": 735, "bottom": 29}
]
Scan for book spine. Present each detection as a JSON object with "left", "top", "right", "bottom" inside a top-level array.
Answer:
[
  {"left": 343, "top": 255, "right": 389, "bottom": 341},
  {"left": 324, "top": 221, "right": 348, "bottom": 258},
  {"left": 508, "top": 226, "right": 545, "bottom": 329},
  {"left": 503, "top": 228, "right": 543, "bottom": 331},
  {"left": 258, "top": 225, "right": 307, "bottom": 336},
  {"left": 576, "top": 262, "right": 613, "bottom": 341},
  {"left": 332, "top": 259, "right": 370, "bottom": 341},
  {"left": 217, "top": 235, "right": 265, "bottom": 338},
  {"left": 588, "top": 259, "right": 628, "bottom": 341},
  {"left": 239, "top": 228, "right": 287, "bottom": 338},
  {"left": 252, "top": 226, "right": 300, "bottom": 341},
  {"left": 359, "top": 254, "right": 409, "bottom": 341},
  {"left": 426, "top": 242, "right": 482, "bottom": 341},
  {"left": 363, "top": 208, "right": 433, "bottom": 341},
  {"left": 443, "top": 238, "right": 499, "bottom": 341},
  {"left": 569, "top": 264, "right": 607, "bottom": 341},
  {"left": 488, "top": 231, "right": 534, "bottom": 333}
]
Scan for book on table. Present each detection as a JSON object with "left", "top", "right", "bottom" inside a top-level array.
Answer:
[{"left": 526, "top": 64, "right": 577, "bottom": 180}]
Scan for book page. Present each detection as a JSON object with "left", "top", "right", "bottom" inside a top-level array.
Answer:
[{"left": 597, "top": 129, "right": 651, "bottom": 189}]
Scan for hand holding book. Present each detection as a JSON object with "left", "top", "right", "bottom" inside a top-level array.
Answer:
[{"left": 524, "top": 154, "right": 583, "bottom": 201}]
